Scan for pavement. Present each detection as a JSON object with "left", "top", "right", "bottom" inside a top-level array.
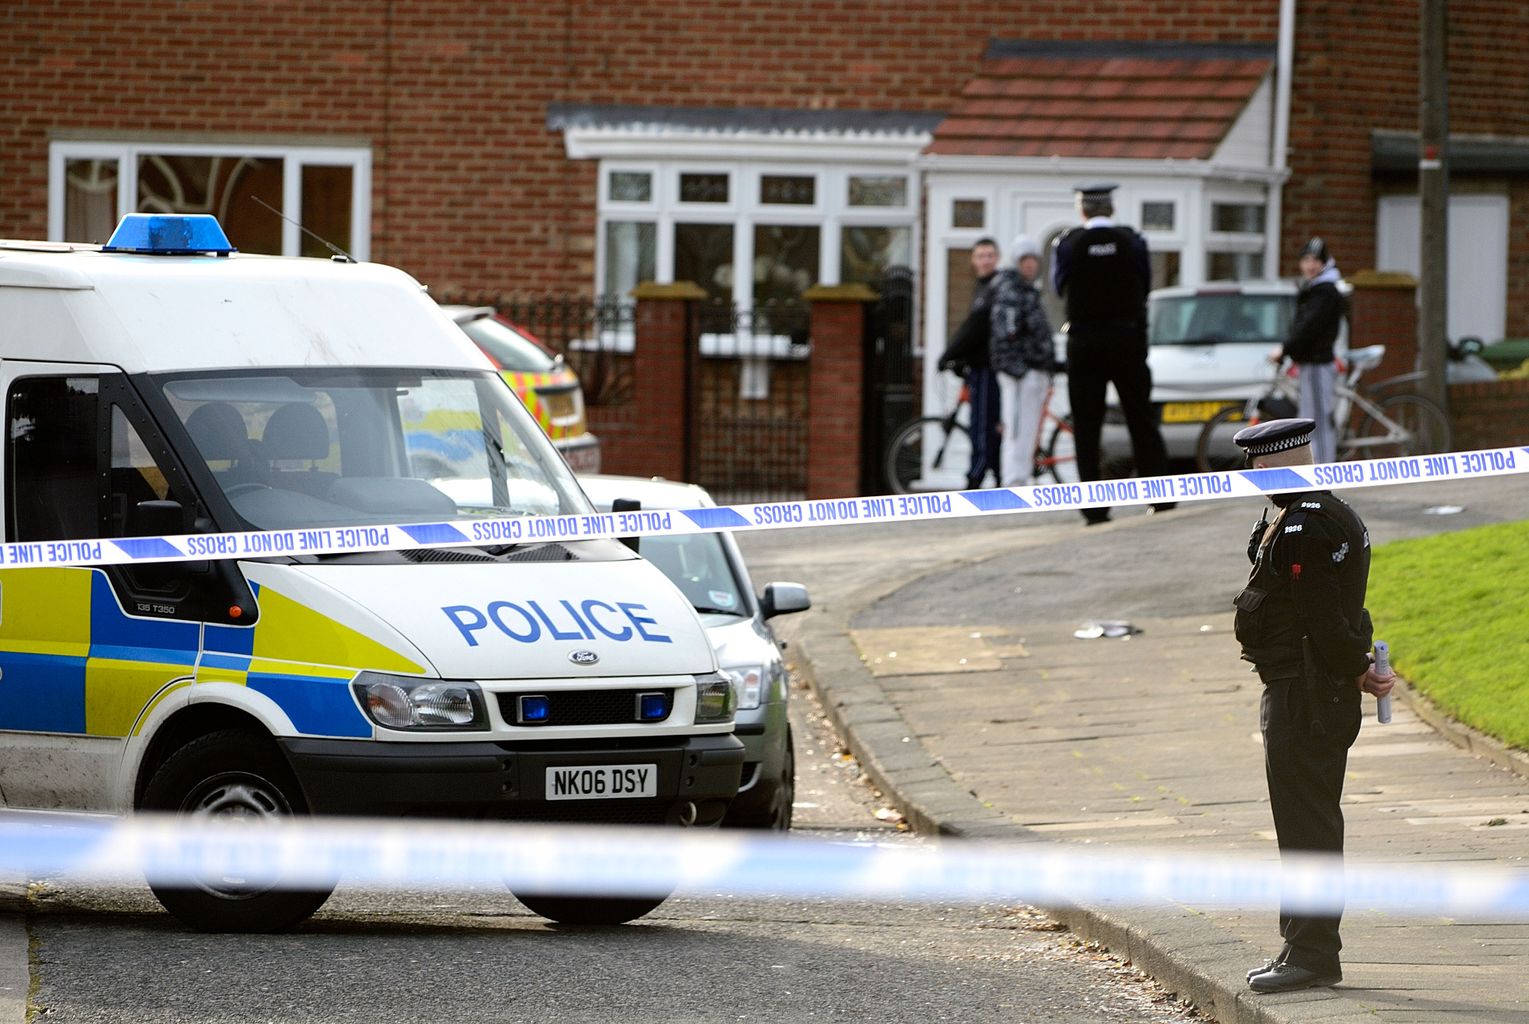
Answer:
[{"left": 744, "top": 471, "right": 1529, "bottom": 1024}]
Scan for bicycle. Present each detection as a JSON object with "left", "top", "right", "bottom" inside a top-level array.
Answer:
[
  {"left": 1193, "top": 344, "right": 1453, "bottom": 471},
  {"left": 884, "top": 377, "right": 1075, "bottom": 493}
]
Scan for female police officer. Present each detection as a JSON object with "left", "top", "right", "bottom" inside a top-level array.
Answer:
[{"left": 1232, "top": 417, "right": 1395, "bottom": 993}]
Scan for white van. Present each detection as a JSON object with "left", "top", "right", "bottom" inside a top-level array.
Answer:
[{"left": 0, "top": 214, "right": 741, "bottom": 930}]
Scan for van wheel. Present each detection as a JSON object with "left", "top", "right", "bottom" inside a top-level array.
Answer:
[
  {"left": 512, "top": 892, "right": 669, "bottom": 926},
  {"left": 140, "top": 729, "right": 334, "bottom": 932}
]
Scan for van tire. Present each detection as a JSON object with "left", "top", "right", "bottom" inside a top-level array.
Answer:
[
  {"left": 140, "top": 729, "right": 334, "bottom": 932},
  {"left": 512, "top": 892, "right": 669, "bottom": 926}
]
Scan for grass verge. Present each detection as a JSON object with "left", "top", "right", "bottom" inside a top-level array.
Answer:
[{"left": 1368, "top": 518, "right": 1529, "bottom": 750}]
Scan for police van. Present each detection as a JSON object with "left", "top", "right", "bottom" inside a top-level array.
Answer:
[{"left": 0, "top": 214, "right": 742, "bottom": 931}]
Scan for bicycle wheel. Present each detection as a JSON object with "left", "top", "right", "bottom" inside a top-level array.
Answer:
[
  {"left": 1033, "top": 416, "right": 1077, "bottom": 484},
  {"left": 1352, "top": 394, "right": 1453, "bottom": 459},
  {"left": 1195, "top": 406, "right": 1250, "bottom": 473},
  {"left": 884, "top": 416, "right": 969, "bottom": 494}
]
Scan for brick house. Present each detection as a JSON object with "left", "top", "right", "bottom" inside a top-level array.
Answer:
[{"left": 4, "top": 1, "right": 1528, "bottom": 485}]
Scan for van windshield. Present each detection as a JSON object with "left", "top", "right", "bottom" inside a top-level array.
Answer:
[
  {"left": 1148, "top": 293, "right": 1291, "bottom": 346},
  {"left": 156, "top": 369, "right": 590, "bottom": 531}
]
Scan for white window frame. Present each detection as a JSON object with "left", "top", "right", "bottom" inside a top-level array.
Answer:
[
  {"left": 596, "top": 161, "right": 918, "bottom": 309},
  {"left": 48, "top": 140, "right": 372, "bottom": 260},
  {"left": 1202, "top": 187, "right": 1270, "bottom": 282}
]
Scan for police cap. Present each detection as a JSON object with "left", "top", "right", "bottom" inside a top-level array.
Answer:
[
  {"left": 1233, "top": 417, "right": 1316, "bottom": 457},
  {"left": 1074, "top": 182, "right": 1118, "bottom": 201}
]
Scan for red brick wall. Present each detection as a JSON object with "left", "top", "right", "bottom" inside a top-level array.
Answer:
[
  {"left": 3, "top": 0, "right": 1276, "bottom": 300},
  {"left": 1449, "top": 378, "right": 1529, "bottom": 450},
  {"left": 1348, "top": 272, "right": 1419, "bottom": 383},
  {"left": 805, "top": 295, "right": 869, "bottom": 498},
  {"left": 1282, "top": 2, "right": 1529, "bottom": 341},
  {"left": 7, "top": 0, "right": 1529, "bottom": 334}
]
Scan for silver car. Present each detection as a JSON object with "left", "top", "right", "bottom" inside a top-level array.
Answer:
[{"left": 578, "top": 475, "right": 810, "bottom": 829}]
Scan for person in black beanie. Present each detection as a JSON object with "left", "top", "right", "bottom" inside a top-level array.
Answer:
[{"left": 1275, "top": 237, "right": 1347, "bottom": 464}]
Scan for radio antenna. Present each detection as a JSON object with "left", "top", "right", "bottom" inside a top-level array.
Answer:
[{"left": 249, "top": 195, "right": 356, "bottom": 263}]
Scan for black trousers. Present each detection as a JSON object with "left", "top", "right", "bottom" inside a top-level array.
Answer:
[
  {"left": 1065, "top": 328, "right": 1168, "bottom": 492},
  {"left": 965, "top": 365, "right": 1001, "bottom": 488},
  {"left": 1259, "top": 672, "right": 1362, "bottom": 974}
]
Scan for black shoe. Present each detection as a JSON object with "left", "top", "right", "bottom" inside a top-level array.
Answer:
[
  {"left": 1082, "top": 510, "right": 1111, "bottom": 526},
  {"left": 1248, "top": 962, "right": 1341, "bottom": 993},
  {"left": 1148, "top": 502, "right": 1177, "bottom": 514},
  {"left": 1246, "top": 958, "right": 1281, "bottom": 983}
]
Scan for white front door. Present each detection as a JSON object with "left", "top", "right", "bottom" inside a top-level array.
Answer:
[{"left": 1376, "top": 193, "right": 1508, "bottom": 344}]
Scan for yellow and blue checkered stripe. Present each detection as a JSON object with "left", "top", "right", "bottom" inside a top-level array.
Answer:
[{"left": 0, "top": 570, "right": 422, "bottom": 740}]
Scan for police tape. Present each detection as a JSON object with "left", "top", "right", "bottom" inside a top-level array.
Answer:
[
  {"left": 4, "top": 810, "right": 1527, "bottom": 919},
  {"left": 1, "top": 446, "right": 1524, "bottom": 570}
]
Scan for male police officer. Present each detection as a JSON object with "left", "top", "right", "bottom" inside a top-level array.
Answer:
[
  {"left": 1233, "top": 418, "right": 1395, "bottom": 993},
  {"left": 1052, "top": 183, "right": 1169, "bottom": 523}
]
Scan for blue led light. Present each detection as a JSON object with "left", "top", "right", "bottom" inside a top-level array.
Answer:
[
  {"left": 637, "top": 692, "right": 669, "bottom": 722},
  {"left": 517, "top": 694, "right": 550, "bottom": 724},
  {"left": 101, "top": 214, "right": 236, "bottom": 256}
]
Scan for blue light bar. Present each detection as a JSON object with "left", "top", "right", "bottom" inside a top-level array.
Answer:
[
  {"left": 517, "top": 694, "right": 550, "bottom": 725},
  {"left": 637, "top": 692, "right": 669, "bottom": 722},
  {"left": 101, "top": 214, "right": 236, "bottom": 256}
]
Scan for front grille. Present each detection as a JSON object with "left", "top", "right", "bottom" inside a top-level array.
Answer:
[
  {"left": 400, "top": 546, "right": 497, "bottom": 563},
  {"left": 497, "top": 688, "right": 673, "bottom": 726},
  {"left": 503, "top": 543, "right": 575, "bottom": 562}
]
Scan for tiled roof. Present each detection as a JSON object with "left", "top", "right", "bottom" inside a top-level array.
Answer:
[{"left": 928, "top": 40, "right": 1275, "bottom": 161}]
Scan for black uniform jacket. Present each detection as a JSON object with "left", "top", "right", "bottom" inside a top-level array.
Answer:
[{"left": 1234, "top": 490, "right": 1373, "bottom": 681}]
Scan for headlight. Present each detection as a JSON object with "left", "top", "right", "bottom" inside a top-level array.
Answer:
[
  {"left": 694, "top": 673, "right": 736, "bottom": 724},
  {"left": 353, "top": 672, "right": 487, "bottom": 730},
  {"left": 723, "top": 666, "right": 765, "bottom": 710}
]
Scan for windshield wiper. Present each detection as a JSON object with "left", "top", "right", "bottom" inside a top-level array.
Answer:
[{"left": 691, "top": 604, "right": 745, "bottom": 616}]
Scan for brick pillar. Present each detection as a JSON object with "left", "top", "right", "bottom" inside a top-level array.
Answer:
[
  {"left": 608, "top": 281, "right": 704, "bottom": 481},
  {"left": 804, "top": 284, "right": 877, "bottom": 499},
  {"left": 1347, "top": 270, "right": 1418, "bottom": 386}
]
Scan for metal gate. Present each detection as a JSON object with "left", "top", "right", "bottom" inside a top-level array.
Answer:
[
  {"left": 861, "top": 267, "right": 917, "bottom": 493},
  {"left": 690, "top": 300, "right": 810, "bottom": 503}
]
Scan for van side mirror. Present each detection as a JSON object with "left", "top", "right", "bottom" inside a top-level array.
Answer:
[
  {"left": 127, "top": 500, "right": 189, "bottom": 589},
  {"left": 612, "top": 497, "right": 640, "bottom": 553},
  {"left": 760, "top": 582, "right": 811, "bottom": 619},
  {"left": 130, "top": 499, "right": 187, "bottom": 538}
]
